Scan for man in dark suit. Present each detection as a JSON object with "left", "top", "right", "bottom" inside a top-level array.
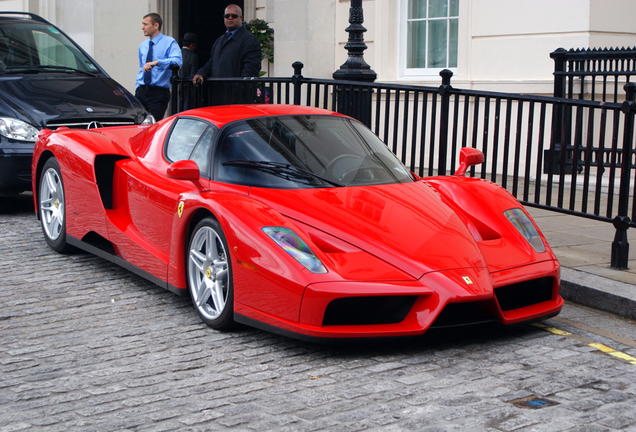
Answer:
[
  {"left": 192, "top": 4, "right": 261, "bottom": 82},
  {"left": 178, "top": 33, "right": 199, "bottom": 110},
  {"left": 179, "top": 32, "right": 199, "bottom": 80}
]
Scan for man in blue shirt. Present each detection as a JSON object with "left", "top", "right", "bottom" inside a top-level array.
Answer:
[{"left": 135, "top": 13, "right": 182, "bottom": 120}]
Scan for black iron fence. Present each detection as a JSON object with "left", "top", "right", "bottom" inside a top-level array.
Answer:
[
  {"left": 552, "top": 47, "right": 636, "bottom": 102},
  {"left": 170, "top": 63, "right": 636, "bottom": 268}
]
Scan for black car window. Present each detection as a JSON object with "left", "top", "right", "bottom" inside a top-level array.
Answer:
[
  {"left": 215, "top": 115, "right": 414, "bottom": 188},
  {"left": 0, "top": 22, "right": 99, "bottom": 73},
  {"left": 165, "top": 118, "right": 210, "bottom": 163}
]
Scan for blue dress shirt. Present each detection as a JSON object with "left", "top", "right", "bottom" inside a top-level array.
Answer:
[{"left": 136, "top": 33, "right": 182, "bottom": 89}]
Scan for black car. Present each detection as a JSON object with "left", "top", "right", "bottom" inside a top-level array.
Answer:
[{"left": 0, "top": 12, "right": 153, "bottom": 196}]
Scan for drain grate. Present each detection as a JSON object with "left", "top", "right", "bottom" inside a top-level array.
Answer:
[{"left": 509, "top": 395, "right": 559, "bottom": 410}]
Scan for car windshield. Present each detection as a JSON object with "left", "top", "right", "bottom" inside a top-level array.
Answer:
[
  {"left": 0, "top": 21, "right": 100, "bottom": 74},
  {"left": 215, "top": 115, "right": 414, "bottom": 188}
]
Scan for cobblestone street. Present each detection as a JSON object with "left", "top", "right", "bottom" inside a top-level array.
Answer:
[{"left": 1, "top": 196, "right": 636, "bottom": 431}]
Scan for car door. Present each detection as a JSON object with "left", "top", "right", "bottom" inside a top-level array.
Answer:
[{"left": 109, "top": 118, "right": 216, "bottom": 282}]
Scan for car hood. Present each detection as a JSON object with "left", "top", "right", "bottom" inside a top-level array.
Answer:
[
  {"left": 0, "top": 75, "right": 144, "bottom": 128},
  {"left": 250, "top": 181, "right": 487, "bottom": 279}
]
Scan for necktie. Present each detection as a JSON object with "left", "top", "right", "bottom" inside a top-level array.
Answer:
[{"left": 144, "top": 41, "right": 153, "bottom": 85}]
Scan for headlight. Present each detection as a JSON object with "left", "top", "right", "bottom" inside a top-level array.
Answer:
[
  {"left": 262, "top": 227, "right": 327, "bottom": 274},
  {"left": 0, "top": 117, "right": 39, "bottom": 141},
  {"left": 503, "top": 208, "right": 546, "bottom": 253},
  {"left": 141, "top": 114, "right": 156, "bottom": 125}
]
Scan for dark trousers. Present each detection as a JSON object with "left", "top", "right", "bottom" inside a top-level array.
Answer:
[{"left": 135, "top": 86, "right": 171, "bottom": 121}]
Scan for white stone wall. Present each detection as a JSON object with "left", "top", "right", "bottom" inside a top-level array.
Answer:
[{"left": 2, "top": 0, "right": 635, "bottom": 94}]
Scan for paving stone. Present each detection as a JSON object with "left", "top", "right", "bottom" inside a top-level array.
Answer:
[{"left": 2, "top": 202, "right": 636, "bottom": 431}]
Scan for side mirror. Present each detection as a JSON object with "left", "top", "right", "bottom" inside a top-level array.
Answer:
[
  {"left": 167, "top": 159, "right": 200, "bottom": 181},
  {"left": 454, "top": 147, "right": 485, "bottom": 176}
]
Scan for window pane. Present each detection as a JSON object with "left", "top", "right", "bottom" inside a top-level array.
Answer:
[
  {"left": 428, "top": 0, "right": 447, "bottom": 18},
  {"left": 407, "top": 21, "right": 427, "bottom": 68},
  {"left": 427, "top": 19, "right": 447, "bottom": 68},
  {"left": 450, "top": 0, "right": 459, "bottom": 16},
  {"left": 408, "top": 0, "right": 426, "bottom": 19},
  {"left": 166, "top": 119, "right": 209, "bottom": 162},
  {"left": 190, "top": 126, "right": 216, "bottom": 177},
  {"left": 449, "top": 18, "right": 458, "bottom": 68}
]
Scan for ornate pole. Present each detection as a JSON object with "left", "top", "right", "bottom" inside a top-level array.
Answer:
[{"left": 333, "top": 0, "right": 376, "bottom": 82}]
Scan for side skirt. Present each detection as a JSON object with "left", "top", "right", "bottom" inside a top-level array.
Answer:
[{"left": 67, "top": 235, "right": 187, "bottom": 297}]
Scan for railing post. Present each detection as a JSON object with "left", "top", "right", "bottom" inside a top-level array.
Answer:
[
  {"left": 545, "top": 48, "right": 568, "bottom": 175},
  {"left": 169, "top": 64, "right": 180, "bottom": 115},
  {"left": 551, "top": 48, "right": 567, "bottom": 99},
  {"left": 437, "top": 69, "right": 453, "bottom": 176},
  {"left": 292, "top": 61, "right": 304, "bottom": 106},
  {"left": 611, "top": 82, "right": 636, "bottom": 269}
]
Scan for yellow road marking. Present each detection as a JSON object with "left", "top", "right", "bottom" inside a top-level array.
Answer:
[
  {"left": 589, "top": 343, "right": 636, "bottom": 365},
  {"left": 534, "top": 323, "right": 636, "bottom": 365},
  {"left": 532, "top": 323, "right": 571, "bottom": 335}
]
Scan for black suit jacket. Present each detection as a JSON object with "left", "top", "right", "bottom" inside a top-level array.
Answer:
[
  {"left": 196, "top": 25, "right": 261, "bottom": 78},
  {"left": 179, "top": 47, "right": 199, "bottom": 80}
]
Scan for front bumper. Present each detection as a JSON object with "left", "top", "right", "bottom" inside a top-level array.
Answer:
[
  {"left": 0, "top": 138, "right": 35, "bottom": 195},
  {"left": 234, "top": 260, "right": 563, "bottom": 340}
]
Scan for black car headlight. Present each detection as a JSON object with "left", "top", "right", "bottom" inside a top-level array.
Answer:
[{"left": 0, "top": 117, "right": 39, "bottom": 141}]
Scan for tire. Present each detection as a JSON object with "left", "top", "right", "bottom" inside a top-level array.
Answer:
[
  {"left": 38, "top": 158, "right": 73, "bottom": 253},
  {"left": 187, "top": 217, "right": 234, "bottom": 329}
]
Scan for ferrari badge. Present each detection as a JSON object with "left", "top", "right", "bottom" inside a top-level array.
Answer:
[
  {"left": 462, "top": 276, "right": 473, "bottom": 285},
  {"left": 178, "top": 201, "right": 184, "bottom": 218}
]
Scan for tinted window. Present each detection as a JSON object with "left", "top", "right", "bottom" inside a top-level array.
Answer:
[
  {"left": 0, "top": 22, "right": 99, "bottom": 73},
  {"left": 215, "top": 115, "right": 413, "bottom": 188}
]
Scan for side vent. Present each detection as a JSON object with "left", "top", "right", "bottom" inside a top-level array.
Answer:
[
  {"left": 94, "top": 155, "right": 128, "bottom": 209},
  {"left": 81, "top": 232, "right": 116, "bottom": 255}
]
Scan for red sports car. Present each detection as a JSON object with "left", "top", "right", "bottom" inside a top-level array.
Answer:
[{"left": 32, "top": 105, "right": 563, "bottom": 340}]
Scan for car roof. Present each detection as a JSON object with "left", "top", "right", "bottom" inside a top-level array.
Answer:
[
  {"left": 177, "top": 105, "right": 346, "bottom": 128},
  {"left": 0, "top": 12, "right": 51, "bottom": 25}
]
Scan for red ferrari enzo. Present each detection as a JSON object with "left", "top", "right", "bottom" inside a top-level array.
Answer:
[{"left": 32, "top": 105, "right": 563, "bottom": 340}]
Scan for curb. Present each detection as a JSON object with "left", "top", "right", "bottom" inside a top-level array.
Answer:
[{"left": 560, "top": 268, "right": 636, "bottom": 321}]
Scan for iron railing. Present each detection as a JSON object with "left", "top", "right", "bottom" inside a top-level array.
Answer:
[
  {"left": 552, "top": 47, "right": 636, "bottom": 102},
  {"left": 170, "top": 63, "right": 636, "bottom": 268}
]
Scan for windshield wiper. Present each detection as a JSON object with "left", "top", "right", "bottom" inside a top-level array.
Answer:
[
  {"left": 222, "top": 160, "right": 345, "bottom": 187},
  {"left": 1, "top": 65, "right": 97, "bottom": 77}
]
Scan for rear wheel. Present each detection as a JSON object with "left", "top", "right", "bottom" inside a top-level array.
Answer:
[
  {"left": 187, "top": 217, "right": 234, "bottom": 329},
  {"left": 39, "top": 158, "right": 72, "bottom": 253}
]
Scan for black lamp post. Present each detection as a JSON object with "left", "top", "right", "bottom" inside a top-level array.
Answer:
[
  {"left": 333, "top": 0, "right": 377, "bottom": 82},
  {"left": 333, "top": 0, "right": 376, "bottom": 126}
]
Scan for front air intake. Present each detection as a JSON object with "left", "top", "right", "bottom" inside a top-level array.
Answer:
[
  {"left": 322, "top": 296, "right": 417, "bottom": 326},
  {"left": 494, "top": 277, "right": 554, "bottom": 311}
]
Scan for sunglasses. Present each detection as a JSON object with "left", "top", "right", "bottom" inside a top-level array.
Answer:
[{"left": 223, "top": 14, "right": 240, "bottom": 19}]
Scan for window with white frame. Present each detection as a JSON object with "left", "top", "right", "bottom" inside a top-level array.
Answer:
[{"left": 402, "top": 0, "right": 459, "bottom": 76}]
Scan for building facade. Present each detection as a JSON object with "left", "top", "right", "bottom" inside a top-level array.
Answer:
[{"left": 2, "top": 0, "right": 636, "bottom": 95}]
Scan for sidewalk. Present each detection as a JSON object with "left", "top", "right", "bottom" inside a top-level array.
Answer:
[{"left": 527, "top": 207, "right": 636, "bottom": 321}]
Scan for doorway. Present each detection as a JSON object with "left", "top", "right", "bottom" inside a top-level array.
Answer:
[{"left": 178, "top": 0, "right": 245, "bottom": 69}]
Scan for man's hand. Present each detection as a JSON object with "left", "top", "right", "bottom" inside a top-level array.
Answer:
[
  {"left": 143, "top": 61, "right": 159, "bottom": 72},
  {"left": 192, "top": 74, "right": 204, "bottom": 86}
]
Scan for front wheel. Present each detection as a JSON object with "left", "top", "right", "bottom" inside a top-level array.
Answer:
[
  {"left": 39, "top": 157, "right": 72, "bottom": 253},
  {"left": 187, "top": 217, "right": 234, "bottom": 329}
]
